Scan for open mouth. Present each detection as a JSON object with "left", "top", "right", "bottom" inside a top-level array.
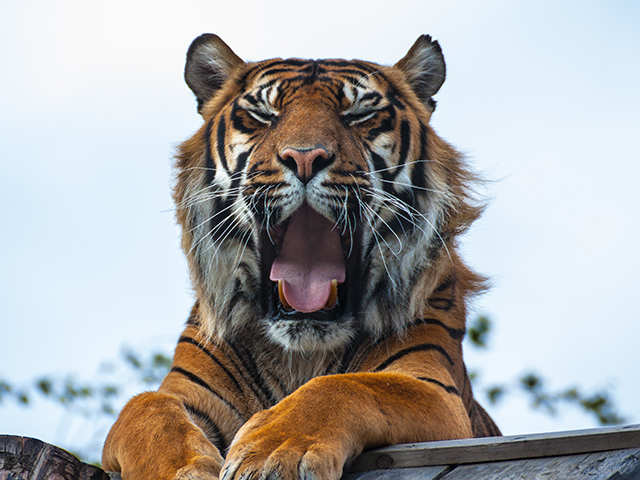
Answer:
[{"left": 261, "top": 203, "right": 359, "bottom": 323}]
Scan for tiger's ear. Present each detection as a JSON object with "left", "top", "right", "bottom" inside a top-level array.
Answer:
[
  {"left": 184, "top": 33, "right": 245, "bottom": 113},
  {"left": 395, "top": 35, "right": 446, "bottom": 109}
]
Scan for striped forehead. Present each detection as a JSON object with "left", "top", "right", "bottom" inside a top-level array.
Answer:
[{"left": 243, "top": 59, "right": 385, "bottom": 102}]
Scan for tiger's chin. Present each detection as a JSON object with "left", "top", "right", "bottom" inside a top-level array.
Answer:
[
  {"left": 263, "top": 293, "right": 358, "bottom": 352},
  {"left": 263, "top": 316, "right": 356, "bottom": 352}
]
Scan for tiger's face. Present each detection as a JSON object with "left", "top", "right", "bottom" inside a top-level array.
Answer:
[{"left": 176, "top": 34, "right": 475, "bottom": 352}]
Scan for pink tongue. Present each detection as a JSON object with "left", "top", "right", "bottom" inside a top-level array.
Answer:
[{"left": 269, "top": 204, "right": 345, "bottom": 313}]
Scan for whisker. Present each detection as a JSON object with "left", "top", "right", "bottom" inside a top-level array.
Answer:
[
  {"left": 188, "top": 200, "right": 238, "bottom": 236},
  {"left": 364, "top": 186, "right": 452, "bottom": 263},
  {"left": 356, "top": 195, "right": 396, "bottom": 289},
  {"left": 360, "top": 200, "right": 403, "bottom": 257},
  {"left": 357, "top": 159, "right": 435, "bottom": 175},
  {"left": 373, "top": 178, "right": 447, "bottom": 195}
]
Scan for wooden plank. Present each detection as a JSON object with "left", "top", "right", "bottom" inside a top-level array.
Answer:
[
  {"left": 347, "top": 424, "right": 640, "bottom": 472},
  {"left": 0, "top": 435, "right": 109, "bottom": 480},
  {"left": 439, "top": 447, "right": 640, "bottom": 480},
  {"left": 342, "top": 465, "right": 450, "bottom": 480}
]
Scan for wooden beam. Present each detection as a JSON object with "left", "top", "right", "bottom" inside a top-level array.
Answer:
[
  {"left": 0, "top": 435, "right": 109, "bottom": 480},
  {"left": 437, "top": 448, "right": 640, "bottom": 480},
  {"left": 347, "top": 424, "right": 640, "bottom": 472},
  {"left": 3, "top": 425, "right": 639, "bottom": 479}
]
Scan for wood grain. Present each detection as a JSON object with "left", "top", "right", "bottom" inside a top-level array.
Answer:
[
  {"left": 438, "top": 447, "right": 640, "bottom": 480},
  {"left": 0, "top": 435, "right": 109, "bottom": 480},
  {"left": 343, "top": 465, "right": 451, "bottom": 480},
  {"left": 347, "top": 424, "right": 640, "bottom": 472},
  {"left": 3, "top": 426, "right": 639, "bottom": 479}
]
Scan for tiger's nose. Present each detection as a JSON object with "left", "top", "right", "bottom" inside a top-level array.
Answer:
[{"left": 279, "top": 146, "right": 333, "bottom": 184}]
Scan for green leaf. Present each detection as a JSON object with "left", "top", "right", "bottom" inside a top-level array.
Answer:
[
  {"left": 0, "top": 380, "right": 13, "bottom": 400},
  {"left": 102, "top": 385, "right": 119, "bottom": 397},
  {"left": 123, "top": 349, "right": 143, "bottom": 370},
  {"left": 486, "top": 385, "right": 505, "bottom": 405},
  {"left": 467, "top": 315, "right": 491, "bottom": 348},
  {"left": 520, "top": 373, "right": 542, "bottom": 392},
  {"left": 36, "top": 378, "right": 53, "bottom": 395}
]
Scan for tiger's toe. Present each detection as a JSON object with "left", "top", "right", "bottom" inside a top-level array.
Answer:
[
  {"left": 173, "top": 455, "right": 221, "bottom": 480},
  {"left": 221, "top": 441, "right": 343, "bottom": 480}
]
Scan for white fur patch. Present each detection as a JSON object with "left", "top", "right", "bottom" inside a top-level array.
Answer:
[{"left": 264, "top": 317, "right": 355, "bottom": 353}]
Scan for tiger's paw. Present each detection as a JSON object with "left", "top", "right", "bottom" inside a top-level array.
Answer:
[
  {"left": 220, "top": 411, "right": 348, "bottom": 480},
  {"left": 173, "top": 455, "right": 222, "bottom": 480},
  {"left": 221, "top": 443, "right": 344, "bottom": 480}
]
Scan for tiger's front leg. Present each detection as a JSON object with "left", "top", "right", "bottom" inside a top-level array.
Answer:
[
  {"left": 221, "top": 372, "right": 472, "bottom": 480},
  {"left": 102, "top": 391, "right": 224, "bottom": 480}
]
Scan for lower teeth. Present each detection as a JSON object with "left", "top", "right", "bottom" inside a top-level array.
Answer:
[
  {"left": 325, "top": 279, "right": 338, "bottom": 309},
  {"left": 277, "top": 280, "right": 293, "bottom": 310}
]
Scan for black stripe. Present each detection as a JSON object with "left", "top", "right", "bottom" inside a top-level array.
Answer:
[
  {"left": 230, "top": 101, "right": 257, "bottom": 135},
  {"left": 204, "top": 118, "right": 216, "bottom": 186},
  {"left": 370, "top": 278, "right": 389, "bottom": 302},
  {"left": 361, "top": 91, "right": 382, "bottom": 104},
  {"left": 230, "top": 149, "right": 251, "bottom": 191},
  {"left": 243, "top": 92, "right": 260, "bottom": 107},
  {"left": 178, "top": 337, "right": 243, "bottom": 393},
  {"left": 227, "top": 279, "right": 248, "bottom": 314},
  {"left": 184, "top": 402, "right": 228, "bottom": 454},
  {"left": 318, "top": 60, "right": 378, "bottom": 73},
  {"left": 170, "top": 367, "right": 243, "bottom": 419},
  {"left": 304, "top": 60, "right": 319, "bottom": 84},
  {"left": 257, "top": 67, "right": 304, "bottom": 77},
  {"left": 398, "top": 120, "right": 411, "bottom": 168},
  {"left": 369, "top": 151, "right": 393, "bottom": 194},
  {"left": 227, "top": 341, "right": 277, "bottom": 408},
  {"left": 435, "top": 277, "right": 454, "bottom": 292},
  {"left": 257, "top": 59, "right": 312, "bottom": 71},
  {"left": 263, "top": 368, "right": 288, "bottom": 397},
  {"left": 417, "top": 377, "right": 460, "bottom": 395},
  {"left": 373, "top": 343, "right": 454, "bottom": 371},
  {"left": 411, "top": 122, "right": 428, "bottom": 190},
  {"left": 367, "top": 106, "right": 395, "bottom": 141},
  {"left": 240, "top": 60, "right": 312, "bottom": 85},
  {"left": 338, "top": 333, "right": 370, "bottom": 373},
  {"left": 341, "top": 75, "right": 369, "bottom": 87},
  {"left": 414, "top": 318, "right": 465, "bottom": 340},
  {"left": 342, "top": 110, "right": 377, "bottom": 126},
  {"left": 207, "top": 198, "right": 232, "bottom": 244},
  {"left": 428, "top": 298, "right": 454, "bottom": 311},
  {"left": 386, "top": 85, "right": 406, "bottom": 110},
  {"left": 238, "top": 63, "right": 268, "bottom": 88},
  {"left": 243, "top": 180, "right": 288, "bottom": 189},
  {"left": 324, "top": 358, "right": 337, "bottom": 375},
  {"left": 256, "top": 79, "right": 279, "bottom": 90},
  {"left": 216, "top": 116, "right": 229, "bottom": 171},
  {"left": 277, "top": 74, "right": 333, "bottom": 85},
  {"left": 320, "top": 67, "right": 374, "bottom": 78}
]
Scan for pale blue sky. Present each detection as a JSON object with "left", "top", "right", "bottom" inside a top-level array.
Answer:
[{"left": 1, "top": 0, "right": 639, "bottom": 454}]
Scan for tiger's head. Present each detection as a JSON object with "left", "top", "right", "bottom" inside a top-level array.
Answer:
[{"left": 175, "top": 34, "right": 481, "bottom": 352}]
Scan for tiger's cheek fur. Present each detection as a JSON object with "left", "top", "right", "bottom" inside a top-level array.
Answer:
[{"left": 175, "top": 115, "right": 266, "bottom": 342}]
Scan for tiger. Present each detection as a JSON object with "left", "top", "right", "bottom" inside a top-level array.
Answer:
[{"left": 102, "top": 33, "right": 501, "bottom": 480}]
